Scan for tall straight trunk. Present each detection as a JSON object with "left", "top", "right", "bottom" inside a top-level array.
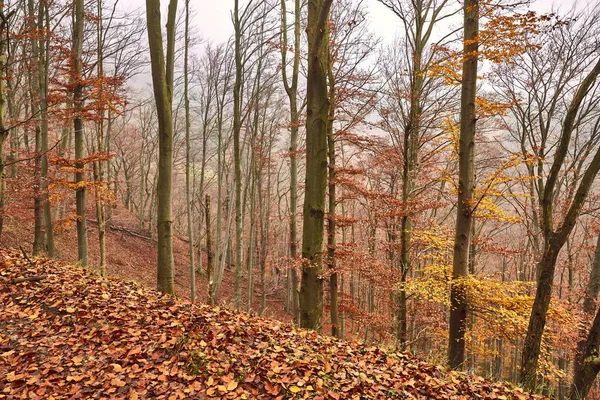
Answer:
[
  {"left": 281, "top": 0, "right": 301, "bottom": 324},
  {"left": 206, "top": 194, "right": 215, "bottom": 305},
  {"left": 448, "top": 0, "right": 478, "bottom": 370},
  {"left": 184, "top": 0, "right": 195, "bottom": 301},
  {"left": 39, "top": 2, "right": 54, "bottom": 257},
  {"left": 246, "top": 168, "right": 256, "bottom": 312},
  {"left": 326, "top": 62, "right": 338, "bottom": 337},
  {"left": 233, "top": 0, "right": 243, "bottom": 310},
  {"left": 299, "top": 0, "right": 333, "bottom": 331},
  {"left": 0, "top": 4, "right": 8, "bottom": 243},
  {"left": 28, "top": 0, "right": 43, "bottom": 255},
  {"left": 146, "top": 0, "right": 178, "bottom": 294},
  {"left": 73, "top": 0, "right": 88, "bottom": 266},
  {"left": 259, "top": 134, "right": 272, "bottom": 315},
  {"left": 94, "top": 0, "right": 106, "bottom": 275}
]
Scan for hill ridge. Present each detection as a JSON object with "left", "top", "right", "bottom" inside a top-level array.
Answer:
[{"left": 0, "top": 248, "right": 545, "bottom": 399}]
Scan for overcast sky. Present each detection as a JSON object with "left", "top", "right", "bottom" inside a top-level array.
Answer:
[
  {"left": 187, "top": 0, "right": 581, "bottom": 45},
  {"left": 127, "top": 0, "right": 584, "bottom": 47}
]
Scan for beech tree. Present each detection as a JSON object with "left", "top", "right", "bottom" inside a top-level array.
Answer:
[
  {"left": 146, "top": 0, "right": 178, "bottom": 294},
  {"left": 447, "top": 0, "right": 478, "bottom": 370},
  {"left": 299, "top": 0, "right": 334, "bottom": 331}
]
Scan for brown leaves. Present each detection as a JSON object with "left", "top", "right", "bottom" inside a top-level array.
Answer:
[{"left": 0, "top": 249, "right": 547, "bottom": 399}]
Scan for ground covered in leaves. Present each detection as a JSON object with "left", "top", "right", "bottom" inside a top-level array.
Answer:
[{"left": 0, "top": 248, "right": 546, "bottom": 399}]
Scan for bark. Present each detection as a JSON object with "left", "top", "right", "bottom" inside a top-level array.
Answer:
[
  {"left": 233, "top": 0, "right": 243, "bottom": 310},
  {"left": 206, "top": 194, "right": 215, "bottom": 305},
  {"left": 448, "top": 0, "right": 478, "bottom": 370},
  {"left": 28, "top": 0, "right": 43, "bottom": 255},
  {"left": 184, "top": 0, "right": 195, "bottom": 301},
  {"left": 73, "top": 0, "right": 88, "bottom": 266},
  {"left": 94, "top": 0, "right": 106, "bottom": 275},
  {"left": 326, "top": 57, "right": 338, "bottom": 337},
  {"left": 569, "top": 307, "right": 600, "bottom": 399},
  {"left": 521, "top": 57, "right": 600, "bottom": 390},
  {"left": 299, "top": 0, "right": 333, "bottom": 331},
  {"left": 145, "top": 0, "right": 178, "bottom": 294},
  {"left": 569, "top": 233, "right": 600, "bottom": 399},
  {"left": 0, "top": 4, "right": 7, "bottom": 244},
  {"left": 281, "top": 0, "right": 301, "bottom": 324},
  {"left": 39, "top": 2, "right": 53, "bottom": 257}
]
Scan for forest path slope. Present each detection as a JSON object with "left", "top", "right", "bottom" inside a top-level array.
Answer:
[{"left": 0, "top": 248, "right": 545, "bottom": 399}]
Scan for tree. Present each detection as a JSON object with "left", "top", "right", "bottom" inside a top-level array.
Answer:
[
  {"left": 280, "top": 0, "right": 302, "bottom": 324},
  {"left": 520, "top": 44, "right": 600, "bottom": 394},
  {"left": 299, "top": 0, "right": 334, "bottom": 331},
  {"left": 378, "top": 0, "right": 457, "bottom": 349},
  {"left": 73, "top": 0, "right": 88, "bottom": 266},
  {"left": 184, "top": 0, "right": 194, "bottom": 301},
  {"left": 448, "top": 0, "right": 478, "bottom": 370},
  {"left": 0, "top": 2, "right": 12, "bottom": 244},
  {"left": 146, "top": 0, "right": 178, "bottom": 295}
]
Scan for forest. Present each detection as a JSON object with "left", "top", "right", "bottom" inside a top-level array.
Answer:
[{"left": 1, "top": 0, "right": 600, "bottom": 398}]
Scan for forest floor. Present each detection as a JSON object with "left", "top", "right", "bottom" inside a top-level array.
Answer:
[
  {"left": 0, "top": 247, "right": 548, "bottom": 399},
  {"left": 1, "top": 198, "right": 291, "bottom": 323}
]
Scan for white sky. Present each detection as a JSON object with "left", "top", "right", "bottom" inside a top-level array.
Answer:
[
  {"left": 187, "top": 0, "right": 580, "bottom": 44},
  {"left": 129, "top": 0, "right": 584, "bottom": 47}
]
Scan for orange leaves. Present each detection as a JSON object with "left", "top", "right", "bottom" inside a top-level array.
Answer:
[{"left": 0, "top": 249, "right": 548, "bottom": 399}]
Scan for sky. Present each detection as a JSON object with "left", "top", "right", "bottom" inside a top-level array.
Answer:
[{"left": 186, "top": 0, "right": 581, "bottom": 45}]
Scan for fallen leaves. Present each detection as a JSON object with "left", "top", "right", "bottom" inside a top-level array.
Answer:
[{"left": 0, "top": 248, "right": 547, "bottom": 399}]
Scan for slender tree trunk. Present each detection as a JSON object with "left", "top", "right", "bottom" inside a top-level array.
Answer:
[
  {"left": 233, "top": 0, "right": 243, "bottom": 310},
  {"left": 281, "top": 0, "right": 301, "bottom": 324},
  {"left": 184, "top": 0, "right": 195, "bottom": 301},
  {"left": 326, "top": 62, "right": 338, "bottom": 337},
  {"left": 299, "top": 0, "right": 333, "bottom": 331},
  {"left": 448, "top": 0, "right": 478, "bottom": 370},
  {"left": 29, "top": 0, "right": 43, "bottom": 255},
  {"left": 0, "top": 4, "right": 8, "bottom": 244},
  {"left": 206, "top": 194, "right": 215, "bottom": 305},
  {"left": 146, "top": 0, "right": 178, "bottom": 294},
  {"left": 39, "top": 2, "right": 54, "bottom": 257},
  {"left": 94, "top": 0, "right": 106, "bottom": 275},
  {"left": 73, "top": 0, "right": 88, "bottom": 266}
]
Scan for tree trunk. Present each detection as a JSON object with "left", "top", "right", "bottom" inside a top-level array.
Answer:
[
  {"left": 94, "top": 0, "right": 106, "bottom": 275},
  {"left": 299, "top": 0, "right": 333, "bottom": 331},
  {"left": 521, "top": 57, "right": 600, "bottom": 391},
  {"left": 184, "top": 0, "right": 195, "bottom": 301},
  {"left": 233, "top": 0, "right": 243, "bottom": 310},
  {"left": 73, "top": 0, "right": 88, "bottom": 266},
  {"left": 29, "top": 0, "right": 43, "bottom": 255},
  {"left": 39, "top": 2, "right": 54, "bottom": 257},
  {"left": 448, "top": 0, "right": 478, "bottom": 370},
  {"left": 206, "top": 194, "right": 215, "bottom": 305},
  {"left": 0, "top": 3, "right": 7, "bottom": 244},
  {"left": 326, "top": 59, "right": 338, "bottom": 337},
  {"left": 281, "top": 0, "right": 301, "bottom": 325},
  {"left": 569, "top": 233, "right": 600, "bottom": 399},
  {"left": 145, "top": 0, "right": 178, "bottom": 294}
]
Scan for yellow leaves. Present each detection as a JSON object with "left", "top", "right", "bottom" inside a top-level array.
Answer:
[
  {"left": 226, "top": 380, "right": 238, "bottom": 392},
  {"left": 476, "top": 96, "right": 512, "bottom": 118},
  {"left": 289, "top": 385, "right": 302, "bottom": 394}
]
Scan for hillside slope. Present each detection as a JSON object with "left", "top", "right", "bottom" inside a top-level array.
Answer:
[
  {"left": 0, "top": 248, "right": 546, "bottom": 399},
  {"left": 1, "top": 199, "right": 289, "bottom": 322}
]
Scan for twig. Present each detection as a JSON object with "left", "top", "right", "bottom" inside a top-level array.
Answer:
[
  {"left": 10, "top": 275, "right": 46, "bottom": 285},
  {"left": 19, "top": 246, "right": 35, "bottom": 268}
]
